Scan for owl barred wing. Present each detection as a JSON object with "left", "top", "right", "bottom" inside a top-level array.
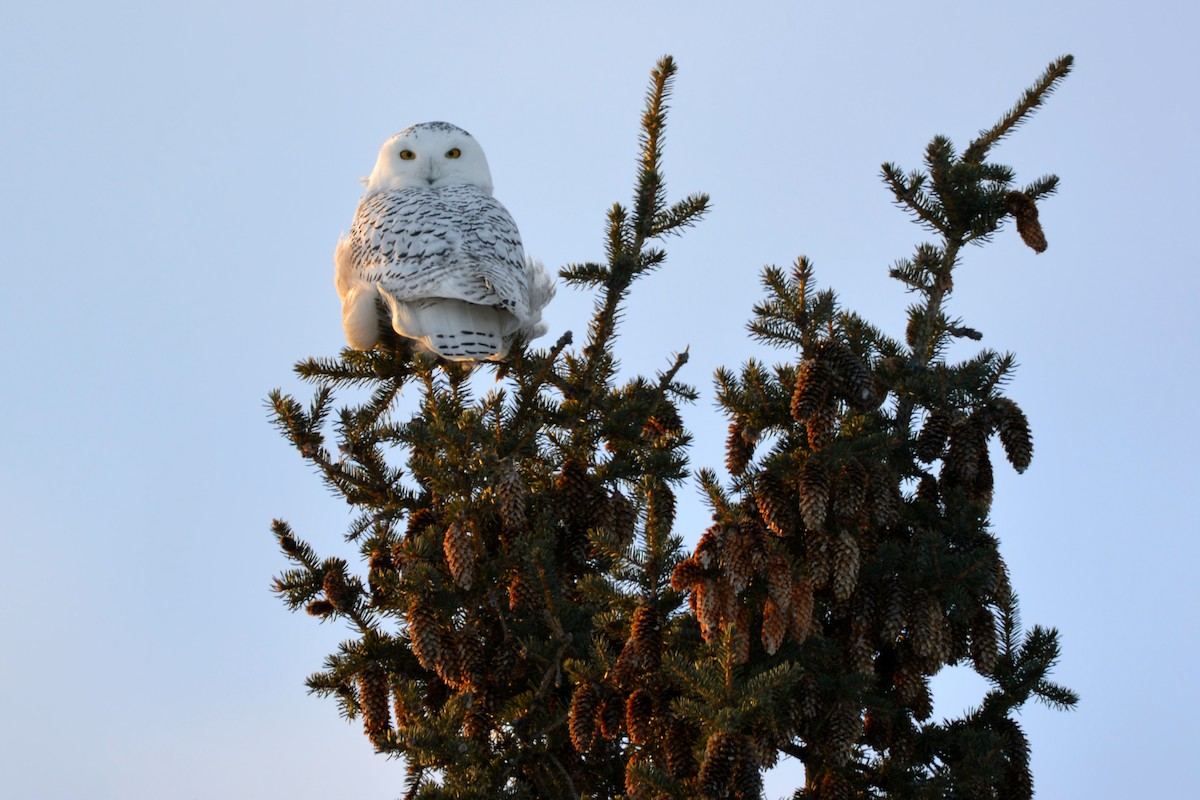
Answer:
[{"left": 348, "top": 185, "right": 531, "bottom": 319}]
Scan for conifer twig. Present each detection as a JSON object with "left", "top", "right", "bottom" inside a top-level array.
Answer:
[{"left": 964, "top": 55, "right": 1074, "bottom": 163}]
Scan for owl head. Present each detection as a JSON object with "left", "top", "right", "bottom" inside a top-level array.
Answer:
[{"left": 364, "top": 122, "right": 494, "bottom": 196}]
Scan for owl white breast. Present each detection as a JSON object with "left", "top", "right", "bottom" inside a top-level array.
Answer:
[{"left": 334, "top": 122, "right": 554, "bottom": 361}]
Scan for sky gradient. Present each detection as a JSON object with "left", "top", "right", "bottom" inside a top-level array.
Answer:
[{"left": 2, "top": 2, "right": 1197, "bottom": 797}]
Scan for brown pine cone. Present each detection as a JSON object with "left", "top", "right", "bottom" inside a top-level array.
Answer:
[
  {"left": 443, "top": 520, "right": 475, "bottom": 589},
  {"left": 761, "top": 596, "right": 787, "bottom": 655},
  {"left": 626, "top": 688, "right": 654, "bottom": 745},
  {"left": 725, "top": 421, "right": 756, "bottom": 476},
  {"left": 358, "top": 662, "right": 392, "bottom": 746},
  {"left": 831, "top": 530, "right": 861, "bottom": 602},
  {"left": 631, "top": 603, "right": 663, "bottom": 673},
  {"left": 406, "top": 596, "right": 442, "bottom": 673},
  {"left": 791, "top": 357, "right": 833, "bottom": 422},
  {"left": 915, "top": 410, "right": 951, "bottom": 463},
  {"left": 568, "top": 682, "right": 600, "bottom": 752},
  {"left": 494, "top": 458, "right": 527, "bottom": 536},
  {"left": 993, "top": 397, "right": 1034, "bottom": 473},
  {"left": 1005, "top": 190, "right": 1048, "bottom": 253},
  {"left": 665, "top": 713, "right": 699, "bottom": 779},
  {"left": 756, "top": 472, "right": 799, "bottom": 536},
  {"left": 799, "top": 458, "right": 830, "bottom": 530}
]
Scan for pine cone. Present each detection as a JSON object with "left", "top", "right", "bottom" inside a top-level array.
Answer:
[
  {"left": 880, "top": 579, "right": 907, "bottom": 644},
  {"left": 358, "top": 662, "right": 392, "bottom": 746},
  {"left": 803, "top": 529, "right": 835, "bottom": 589},
  {"left": 833, "top": 460, "right": 868, "bottom": 523},
  {"left": 847, "top": 628, "right": 874, "bottom": 675},
  {"left": 749, "top": 721, "right": 780, "bottom": 769},
  {"left": 764, "top": 553, "right": 792, "bottom": 610},
  {"left": 699, "top": 732, "right": 740, "bottom": 799},
  {"left": 322, "top": 561, "right": 356, "bottom": 613},
  {"left": 831, "top": 530, "right": 861, "bottom": 602},
  {"left": 599, "top": 690, "right": 624, "bottom": 740},
  {"left": 556, "top": 457, "right": 593, "bottom": 521},
  {"left": 819, "top": 770, "right": 853, "bottom": 800},
  {"left": 696, "top": 579, "right": 723, "bottom": 643},
  {"left": 756, "top": 472, "right": 798, "bottom": 536},
  {"left": 644, "top": 404, "right": 683, "bottom": 440},
  {"left": 631, "top": 603, "right": 663, "bottom": 673},
  {"left": 725, "top": 421, "right": 756, "bottom": 476},
  {"left": 306, "top": 599, "right": 335, "bottom": 618},
  {"left": 893, "top": 657, "right": 933, "bottom": 720},
  {"left": 665, "top": 714, "right": 699, "bottom": 779},
  {"left": 915, "top": 410, "right": 951, "bottom": 463},
  {"left": 671, "top": 556, "right": 705, "bottom": 592},
  {"left": 990, "top": 557, "right": 1013, "bottom": 607},
  {"left": 568, "top": 682, "right": 600, "bottom": 753},
  {"left": 456, "top": 625, "right": 486, "bottom": 691},
  {"left": 806, "top": 404, "right": 838, "bottom": 451},
  {"left": 405, "top": 506, "right": 436, "bottom": 538},
  {"left": 970, "top": 447, "right": 995, "bottom": 505},
  {"left": 463, "top": 696, "right": 489, "bottom": 741},
  {"left": 367, "top": 546, "right": 396, "bottom": 607},
  {"left": 1005, "top": 190, "right": 1047, "bottom": 253},
  {"left": 646, "top": 484, "right": 676, "bottom": 538},
  {"left": 868, "top": 463, "right": 902, "bottom": 528},
  {"left": 791, "top": 358, "right": 833, "bottom": 422},
  {"left": 994, "top": 398, "right": 1034, "bottom": 473},
  {"left": 789, "top": 578, "right": 815, "bottom": 643},
  {"left": 507, "top": 569, "right": 537, "bottom": 612},
  {"left": 392, "top": 682, "right": 411, "bottom": 730},
  {"left": 443, "top": 520, "right": 475, "bottom": 589},
  {"left": 909, "top": 593, "right": 951, "bottom": 666},
  {"left": 608, "top": 489, "right": 637, "bottom": 547},
  {"left": 942, "top": 416, "right": 986, "bottom": 489},
  {"left": 916, "top": 473, "right": 939, "bottom": 507},
  {"left": 612, "top": 636, "right": 640, "bottom": 687},
  {"left": 436, "top": 630, "right": 466, "bottom": 689},
  {"left": 406, "top": 596, "right": 442, "bottom": 673},
  {"left": 826, "top": 705, "right": 862, "bottom": 767},
  {"left": 732, "top": 735, "right": 763, "bottom": 799},
  {"left": 970, "top": 608, "right": 999, "bottom": 674},
  {"left": 626, "top": 688, "right": 654, "bottom": 744},
  {"left": 799, "top": 458, "right": 830, "bottom": 530},
  {"left": 695, "top": 526, "right": 722, "bottom": 568},
  {"left": 494, "top": 458, "right": 527, "bottom": 537},
  {"left": 721, "top": 525, "right": 757, "bottom": 594},
  {"left": 820, "top": 340, "right": 877, "bottom": 410},
  {"left": 761, "top": 595, "right": 787, "bottom": 655}
]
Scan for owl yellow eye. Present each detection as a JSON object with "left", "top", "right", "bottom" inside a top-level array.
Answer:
[
  {"left": 399, "top": 149, "right": 416, "bottom": 160},
  {"left": 445, "top": 148, "right": 461, "bottom": 159}
]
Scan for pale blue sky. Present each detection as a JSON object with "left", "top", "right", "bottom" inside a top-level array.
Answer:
[{"left": 2, "top": 2, "right": 1196, "bottom": 798}]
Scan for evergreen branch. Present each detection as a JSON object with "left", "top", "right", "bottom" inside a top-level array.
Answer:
[
  {"left": 1022, "top": 174, "right": 1060, "bottom": 200},
  {"left": 559, "top": 261, "right": 611, "bottom": 287},
  {"left": 947, "top": 323, "right": 983, "bottom": 341},
  {"left": 882, "top": 163, "right": 948, "bottom": 234},
  {"left": 964, "top": 55, "right": 1074, "bottom": 164},
  {"left": 650, "top": 192, "right": 712, "bottom": 238},
  {"left": 656, "top": 349, "right": 690, "bottom": 395},
  {"left": 633, "top": 56, "right": 676, "bottom": 239}
]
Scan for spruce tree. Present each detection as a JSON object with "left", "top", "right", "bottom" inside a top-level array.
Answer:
[{"left": 269, "top": 55, "right": 1076, "bottom": 799}]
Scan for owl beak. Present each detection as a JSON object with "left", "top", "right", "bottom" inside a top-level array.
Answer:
[{"left": 424, "top": 160, "right": 440, "bottom": 186}]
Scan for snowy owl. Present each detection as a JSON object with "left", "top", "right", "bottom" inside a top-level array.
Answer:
[{"left": 334, "top": 122, "right": 555, "bottom": 361}]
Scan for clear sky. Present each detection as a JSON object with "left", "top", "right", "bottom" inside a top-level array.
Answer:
[{"left": 2, "top": 1, "right": 1196, "bottom": 797}]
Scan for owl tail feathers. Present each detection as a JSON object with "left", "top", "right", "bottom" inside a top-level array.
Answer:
[
  {"left": 521, "top": 256, "right": 557, "bottom": 341},
  {"left": 377, "top": 286, "right": 515, "bottom": 362},
  {"left": 341, "top": 283, "right": 384, "bottom": 350}
]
